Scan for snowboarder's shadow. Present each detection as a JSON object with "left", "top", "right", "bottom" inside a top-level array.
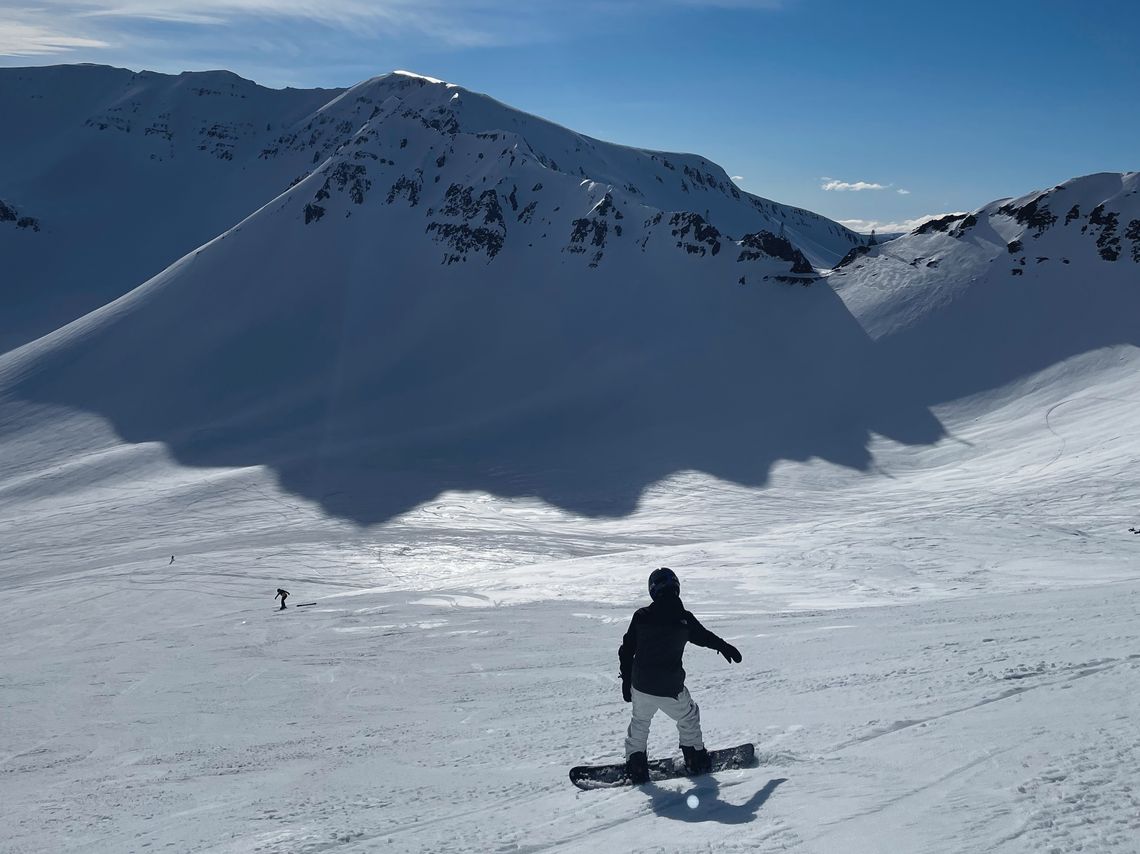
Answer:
[{"left": 641, "top": 776, "right": 787, "bottom": 824}]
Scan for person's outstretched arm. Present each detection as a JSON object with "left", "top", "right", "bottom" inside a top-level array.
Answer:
[{"left": 687, "top": 612, "right": 742, "bottom": 663}]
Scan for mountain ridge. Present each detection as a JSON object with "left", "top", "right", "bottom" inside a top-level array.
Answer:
[
  {"left": 831, "top": 171, "right": 1140, "bottom": 335},
  {"left": 0, "top": 64, "right": 865, "bottom": 352}
]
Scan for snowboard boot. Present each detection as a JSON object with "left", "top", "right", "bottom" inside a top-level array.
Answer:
[
  {"left": 626, "top": 751, "right": 649, "bottom": 784},
  {"left": 681, "top": 745, "right": 711, "bottom": 776}
]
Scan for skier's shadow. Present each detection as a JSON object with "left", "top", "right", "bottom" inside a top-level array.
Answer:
[{"left": 641, "top": 776, "right": 787, "bottom": 824}]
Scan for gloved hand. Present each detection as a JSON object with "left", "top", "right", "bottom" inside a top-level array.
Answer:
[
  {"left": 718, "top": 642, "right": 742, "bottom": 664},
  {"left": 622, "top": 677, "right": 632, "bottom": 702}
]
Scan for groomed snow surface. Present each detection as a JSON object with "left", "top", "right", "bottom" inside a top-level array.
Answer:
[{"left": 3, "top": 348, "right": 1139, "bottom": 853}]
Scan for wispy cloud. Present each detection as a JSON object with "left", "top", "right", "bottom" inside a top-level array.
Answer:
[
  {"left": 896, "top": 188, "right": 911, "bottom": 195},
  {"left": 80, "top": 1, "right": 533, "bottom": 47},
  {"left": 0, "top": 0, "right": 790, "bottom": 58},
  {"left": 821, "top": 178, "right": 888, "bottom": 192},
  {"left": 0, "top": 1, "right": 533, "bottom": 56},
  {"left": 839, "top": 213, "right": 967, "bottom": 234},
  {"left": 731, "top": 175, "right": 744, "bottom": 181},
  {"left": 0, "top": 16, "right": 111, "bottom": 55}
]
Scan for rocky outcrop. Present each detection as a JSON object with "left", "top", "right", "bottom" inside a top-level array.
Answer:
[
  {"left": 835, "top": 244, "right": 873, "bottom": 269},
  {"left": 737, "top": 230, "right": 812, "bottom": 272},
  {"left": 669, "top": 213, "right": 721, "bottom": 257},
  {"left": 425, "top": 183, "right": 507, "bottom": 264},
  {"left": 0, "top": 199, "right": 39, "bottom": 231}
]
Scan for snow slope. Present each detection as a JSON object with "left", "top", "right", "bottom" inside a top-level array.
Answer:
[
  {"left": 0, "top": 65, "right": 863, "bottom": 352},
  {"left": 2, "top": 346, "right": 1138, "bottom": 853},
  {"left": 0, "top": 70, "right": 920, "bottom": 526},
  {"left": 0, "top": 64, "right": 341, "bottom": 351}
]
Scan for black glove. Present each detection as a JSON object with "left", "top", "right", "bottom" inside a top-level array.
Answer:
[
  {"left": 622, "top": 677, "right": 632, "bottom": 702},
  {"left": 718, "top": 642, "right": 742, "bottom": 664}
]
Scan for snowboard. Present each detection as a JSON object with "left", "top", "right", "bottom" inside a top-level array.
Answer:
[{"left": 569, "top": 742, "right": 755, "bottom": 790}]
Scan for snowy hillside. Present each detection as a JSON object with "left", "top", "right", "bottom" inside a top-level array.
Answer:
[
  {"left": 831, "top": 172, "right": 1140, "bottom": 333},
  {"left": 829, "top": 171, "right": 1140, "bottom": 404},
  {"left": 0, "top": 65, "right": 864, "bottom": 352},
  {"left": 0, "top": 64, "right": 342, "bottom": 351},
  {"left": 0, "top": 69, "right": 902, "bottom": 526}
]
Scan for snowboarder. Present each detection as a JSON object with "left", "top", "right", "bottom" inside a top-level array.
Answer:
[
  {"left": 618, "top": 567, "right": 742, "bottom": 783},
  {"left": 275, "top": 588, "right": 289, "bottom": 610}
]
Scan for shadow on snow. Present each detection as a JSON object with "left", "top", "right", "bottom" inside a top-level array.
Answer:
[
  {"left": 642, "top": 776, "right": 788, "bottom": 824},
  {"left": 5, "top": 217, "right": 1137, "bottom": 526}
]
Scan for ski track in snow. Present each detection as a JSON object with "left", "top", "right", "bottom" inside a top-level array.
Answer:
[
  {"left": 3, "top": 355, "right": 1140, "bottom": 853},
  {"left": 4, "top": 575, "right": 1139, "bottom": 853}
]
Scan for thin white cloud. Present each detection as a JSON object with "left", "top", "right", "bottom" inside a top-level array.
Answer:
[
  {"left": 0, "top": 1, "right": 544, "bottom": 55},
  {"left": 0, "top": 0, "right": 789, "bottom": 58},
  {"left": 822, "top": 179, "right": 888, "bottom": 192},
  {"left": 80, "top": 8, "right": 229, "bottom": 25},
  {"left": 839, "top": 213, "right": 968, "bottom": 234},
  {"left": 731, "top": 175, "right": 744, "bottom": 181},
  {"left": 896, "top": 188, "right": 911, "bottom": 195},
  {"left": 0, "top": 18, "right": 111, "bottom": 55},
  {"left": 87, "top": 1, "right": 519, "bottom": 46}
]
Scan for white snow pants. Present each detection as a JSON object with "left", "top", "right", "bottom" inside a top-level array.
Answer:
[{"left": 624, "top": 686, "right": 704, "bottom": 756}]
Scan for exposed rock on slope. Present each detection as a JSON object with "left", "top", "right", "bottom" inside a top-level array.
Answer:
[
  {"left": 0, "top": 199, "right": 39, "bottom": 231},
  {"left": 282, "top": 72, "right": 864, "bottom": 276}
]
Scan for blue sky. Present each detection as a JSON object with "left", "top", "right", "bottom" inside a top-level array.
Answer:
[{"left": 3, "top": 0, "right": 1137, "bottom": 231}]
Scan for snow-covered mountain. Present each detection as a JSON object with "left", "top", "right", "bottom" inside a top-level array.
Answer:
[
  {"left": 0, "top": 65, "right": 865, "bottom": 352},
  {"left": 1, "top": 66, "right": 908, "bottom": 525},
  {"left": 829, "top": 171, "right": 1140, "bottom": 405}
]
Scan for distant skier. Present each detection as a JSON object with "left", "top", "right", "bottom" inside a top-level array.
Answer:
[
  {"left": 169, "top": 555, "right": 175, "bottom": 565},
  {"left": 618, "top": 567, "right": 742, "bottom": 783},
  {"left": 275, "top": 588, "right": 290, "bottom": 610}
]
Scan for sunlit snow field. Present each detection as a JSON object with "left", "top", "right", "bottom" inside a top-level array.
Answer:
[{"left": 3, "top": 348, "right": 1139, "bottom": 853}]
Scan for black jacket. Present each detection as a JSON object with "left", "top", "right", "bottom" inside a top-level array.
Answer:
[{"left": 618, "top": 596, "right": 728, "bottom": 698}]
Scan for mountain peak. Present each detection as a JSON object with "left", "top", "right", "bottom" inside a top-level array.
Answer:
[
  {"left": 390, "top": 69, "right": 453, "bottom": 86},
  {"left": 290, "top": 69, "right": 863, "bottom": 272}
]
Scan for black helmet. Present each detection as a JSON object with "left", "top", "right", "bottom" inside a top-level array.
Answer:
[{"left": 648, "top": 567, "right": 680, "bottom": 600}]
